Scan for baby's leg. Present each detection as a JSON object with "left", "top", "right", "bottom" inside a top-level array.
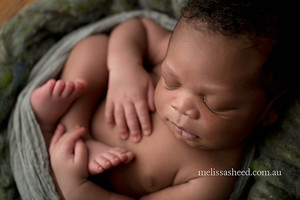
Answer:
[
  {"left": 58, "top": 35, "right": 109, "bottom": 131},
  {"left": 57, "top": 35, "right": 134, "bottom": 174}
]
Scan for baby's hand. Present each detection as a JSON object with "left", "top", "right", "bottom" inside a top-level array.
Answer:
[
  {"left": 105, "top": 67, "right": 155, "bottom": 142},
  {"left": 49, "top": 125, "right": 88, "bottom": 196}
]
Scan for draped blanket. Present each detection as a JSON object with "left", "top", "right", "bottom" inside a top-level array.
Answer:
[
  {"left": 7, "top": 10, "right": 257, "bottom": 200},
  {"left": 2, "top": 1, "right": 299, "bottom": 199},
  {"left": 8, "top": 10, "right": 176, "bottom": 200}
]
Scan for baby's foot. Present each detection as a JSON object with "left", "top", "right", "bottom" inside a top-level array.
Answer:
[
  {"left": 30, "top": 79, "right": 87, "bottom": 133},
  {"left": 86, "top": 139, "right": 134, "bottom": 175}
]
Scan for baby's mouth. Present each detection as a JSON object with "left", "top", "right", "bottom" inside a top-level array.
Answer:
[{"left": 173, "top": 124, "right": 199, "bottom": 141}]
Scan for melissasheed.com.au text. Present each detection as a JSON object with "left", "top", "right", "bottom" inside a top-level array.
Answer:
[{"left": 198, "top": 168, "right": 282, "bottom": 177}]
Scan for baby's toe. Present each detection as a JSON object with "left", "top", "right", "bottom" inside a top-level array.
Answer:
[
  {"left": 61, "top": 81, "right": 75, "bottom": 97},
  {"left": 111, "top": 148, "right": 131, "bottom": 162},
  {"left": 124, "top": 152, "right": 134, "bottom": 164},
  {"left": 53, "top": 80, "right": 65, "bottom": 97},
  {"left": 44, "top": 79, "right": 56, "bottom": 96},
  {"left": 95, "top": 156, "right": 112, "bottom": 170},
  {"left": 74, "top": 79, "right": 88, "bottom": 96},
  {"left": 111, "top": 148, "right": 134, "bottom": 164},
  {"left": 102, "top": 152, "right": 122, "bottom": 166},
  {"left": 89, "top": 160, "right": 105, "bottom": 175}
]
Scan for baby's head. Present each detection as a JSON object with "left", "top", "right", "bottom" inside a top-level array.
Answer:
[{"left": 155, "top": 0, "right": 293, "bottom": 150}]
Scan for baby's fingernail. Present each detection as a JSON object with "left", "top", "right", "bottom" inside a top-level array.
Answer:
[
  {"left": 133, "top": 135, "right": 140, "bottom": 142},
  {"left": 144, "top": 129, "right": 151, "bottom": 135},
  {"left": 120, "top": 133, "right": 128, "bottom": 140}
]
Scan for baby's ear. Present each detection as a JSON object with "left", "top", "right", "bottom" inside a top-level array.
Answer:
[
  {"left": 261, "top": 91, "right": 286, "bottom": 126},
  {"left": 262, "top": 109, "right": 278, "bottom": 126}
]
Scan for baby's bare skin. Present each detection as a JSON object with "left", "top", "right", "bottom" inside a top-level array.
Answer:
[
  {"left": 30, "top": 79, "right": 87, "bottom": 133},
  {"left": 91, "top": 90, "right": 242, "bottom": 197},
  {"left": 37, "top": 16, "right": 278, "bottom": 199},
  {"left": 88, "top": 18, "right": 270, "bottom": 198},
  {"left": 31, "top": 80, "right": 135, "bottom": 173}
]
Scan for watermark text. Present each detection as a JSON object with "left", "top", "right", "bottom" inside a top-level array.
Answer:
[{"left": 198, "top": 168, "right": 282, "bottom": 177}]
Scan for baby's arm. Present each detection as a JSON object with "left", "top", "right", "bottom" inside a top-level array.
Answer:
[
  {"left": 49, "top": 125, "right": 135, "bottom": 200},
  {"left": 139, "top": 176, "right": 236, "bottom": 200},
  {"left": 106, "top": 18, "right": 170, "bottom": 142}
]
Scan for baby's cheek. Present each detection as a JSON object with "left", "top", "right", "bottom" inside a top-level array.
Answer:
[{"left": 154, "top": 81, "right": 166, "bottom": 115}]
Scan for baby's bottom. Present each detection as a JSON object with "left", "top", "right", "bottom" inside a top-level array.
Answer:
[{"left": 31, "top": 34, "right": 133, "bottom": 175}]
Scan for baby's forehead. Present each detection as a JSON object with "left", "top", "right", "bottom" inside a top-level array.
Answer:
[{"left": 165, "top": 29, "right": 266, "bottom": 94}]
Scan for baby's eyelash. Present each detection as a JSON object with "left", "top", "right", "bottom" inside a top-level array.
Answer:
[
  {"left": 203, "top": 97, "right": 220, "bottom": 115},
  {"left": 203, "top": 97, "right": 229, "bottom": 117},
  {"left": 162, "top": 77, "right": 180, "bottom": 90}
]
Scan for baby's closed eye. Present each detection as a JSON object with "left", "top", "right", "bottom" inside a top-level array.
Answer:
[
  {"left": 162, "top": 77, "right": 181, "bottom": 90},
  {"left": 203, "top": 97, "right": 237, "bottom": 116}
]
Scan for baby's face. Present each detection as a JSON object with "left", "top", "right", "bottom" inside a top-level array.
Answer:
[{"left": 155, "top": 21, "right": 270, "bottom": 150}]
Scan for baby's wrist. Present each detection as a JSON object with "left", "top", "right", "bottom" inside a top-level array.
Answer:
[{"left": 60, "top": 179, "right": 89, "bottom": 199}]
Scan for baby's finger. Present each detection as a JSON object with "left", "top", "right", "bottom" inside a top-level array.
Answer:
[
  {"left": 114, "top": 104, "right": 129, "bottom": 140},
  {"left": 49, "top": 124, "right": 65, "bottom": 153},
  {"left": 74, "top": 139, "right": 88, "bottom": 165},
  {"left": 105, "top": 100, "right": 115, "bottom": 126},
  {"left": 124, "top": 103, "right": 142, "bottom": 142},
  {"left": 135, "top": 101, "right": 152, "bottom": 136},
  {"left": 60, "top": 126, "right": 86, "bottom": 154}
]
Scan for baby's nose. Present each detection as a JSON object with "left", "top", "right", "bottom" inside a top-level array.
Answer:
[
  {"left": 184, "top": 109, "right": 199, "bottom": 119},
  {"left": 171, "top": 99, "right": 199, "bottom": 120}
]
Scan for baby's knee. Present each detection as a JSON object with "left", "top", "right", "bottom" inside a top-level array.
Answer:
[
  {"left": 71, "top": 34, "right": 109, "bottom": 66},
  {"left": 74, "top": 34, "right": 108, "bottom": 57},
  {"left": 81, "top": 34, "right": 109, "bottom": 47}
]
